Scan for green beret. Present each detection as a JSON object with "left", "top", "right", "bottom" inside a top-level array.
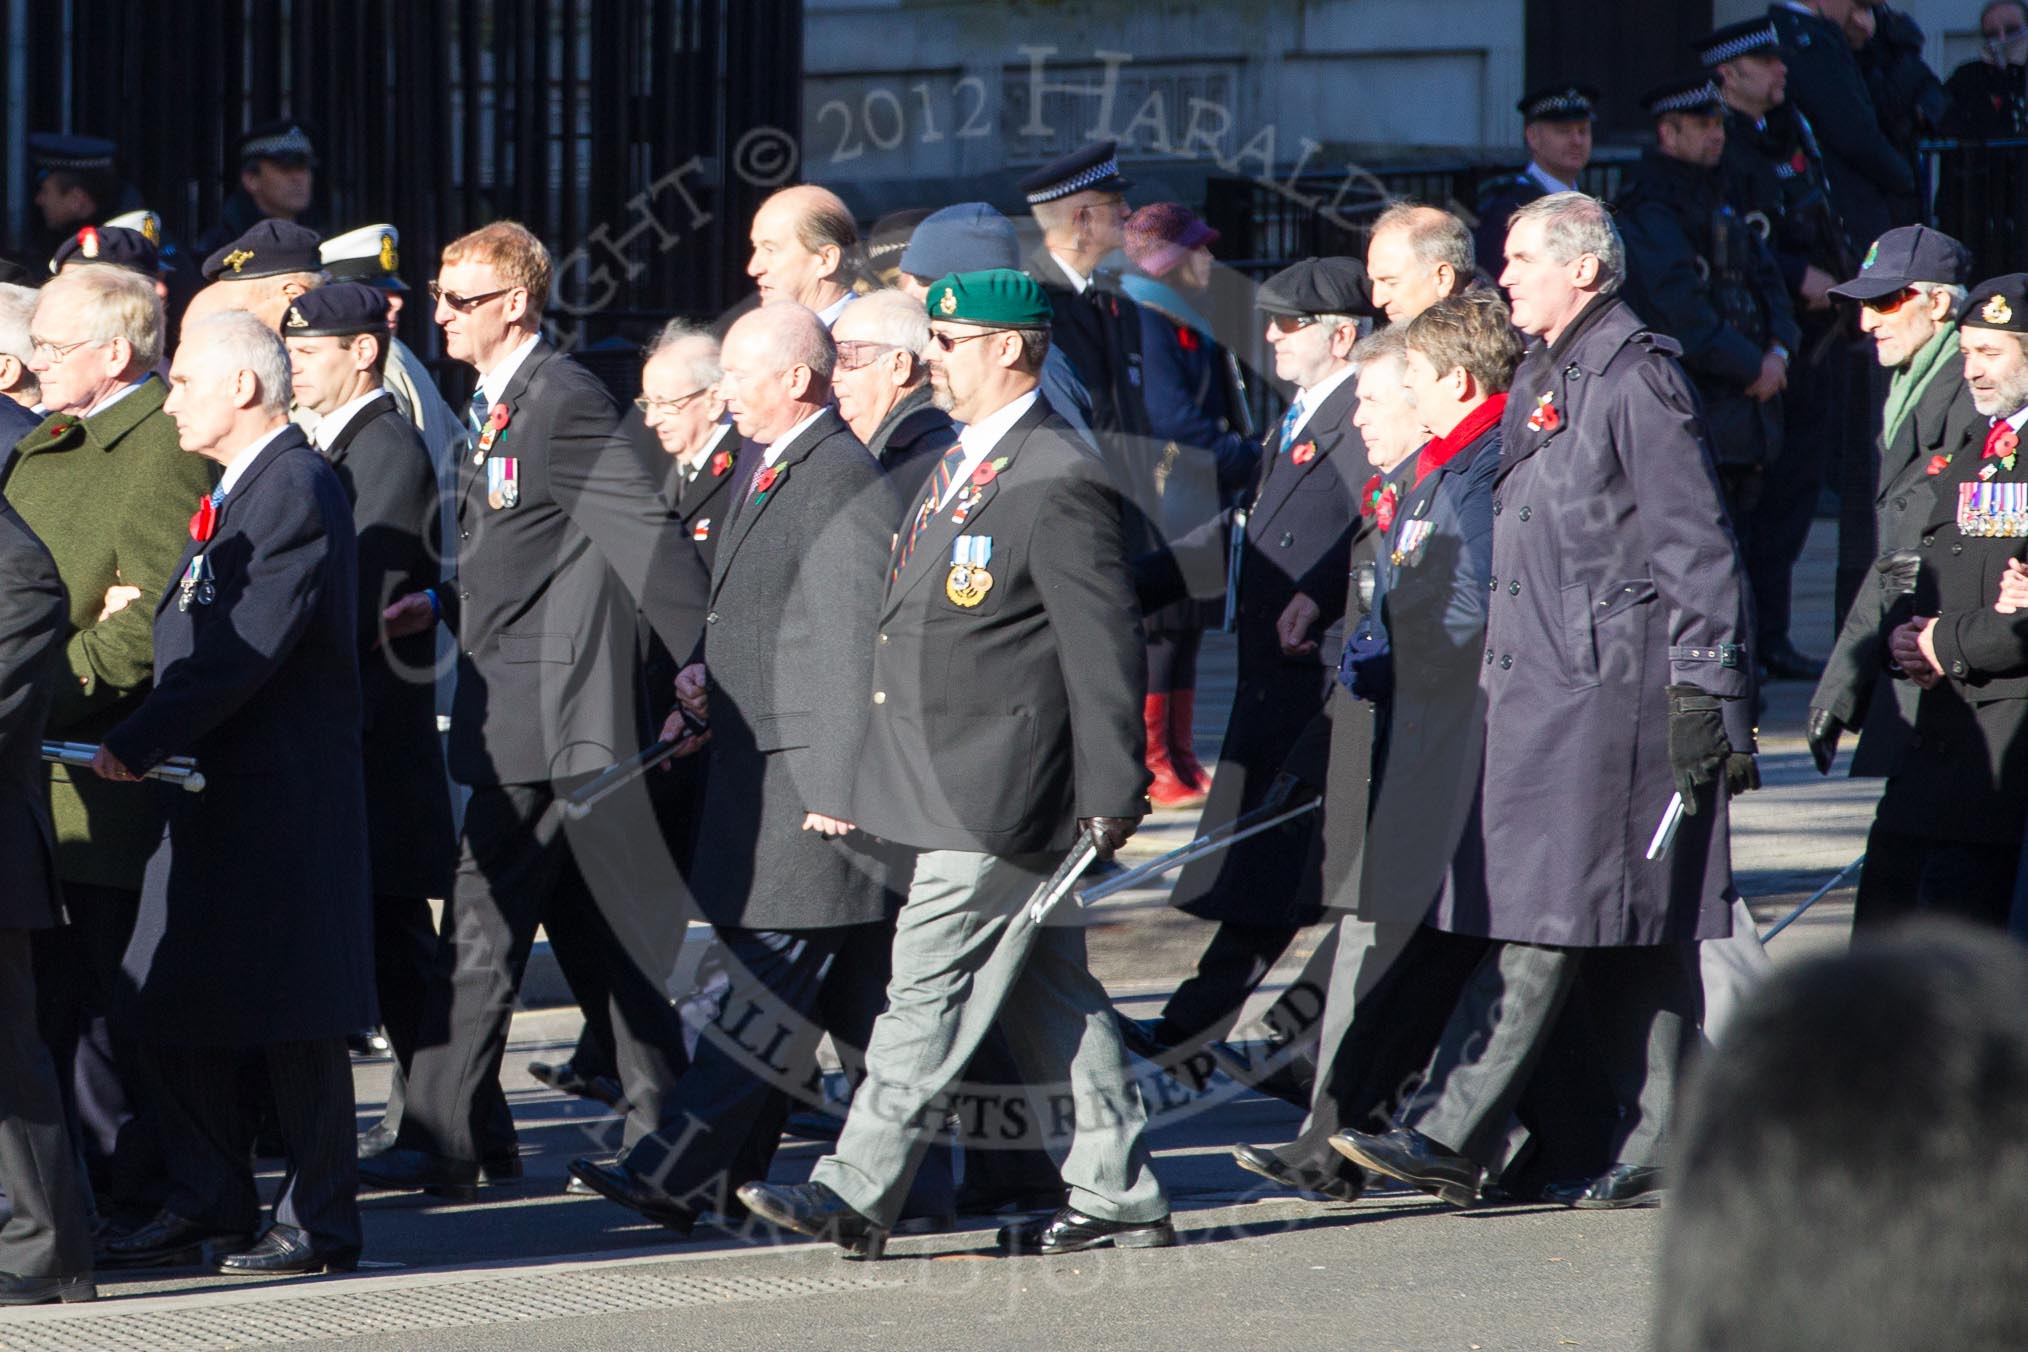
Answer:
[{"left": 924, "top": 268, "right": 1053, "bottom": 328}]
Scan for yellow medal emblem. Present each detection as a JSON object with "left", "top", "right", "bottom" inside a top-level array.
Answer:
[
  {"left": 1987, "top": 293, "right": 2014, "bottom": 325},
  {"left": 222, "top": 248, "right": 256, "bottom": 274},
  {"left": 379, "top": 233, "right": 399, "bottom": 273},
  {"left": 938, "top": 288, "right": 958, "bottom": 316},
  {"left": 945, "top": 564, "right": 994, "bottom": 607}
]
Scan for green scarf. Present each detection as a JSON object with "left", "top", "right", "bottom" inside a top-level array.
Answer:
[{"left": 1883, "top": 321, "right": 1957, "bottom": 448}]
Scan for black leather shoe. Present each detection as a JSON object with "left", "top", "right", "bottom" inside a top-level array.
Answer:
[
  {"left": 357, "top": 1120, "right": 398, "bottom": 1157},
  {"left": 1759, "top": 638, "right": 1825, "bottom": 682},
  {"left": 1232, "top": 1143, "right": 1365, "bottom": 1202},
  {"left": 1543, "top": 1163, "right": 1664, "bottom": 1209},
  {"left": 567, "top": 1159, "right": 696, "bottom": 1233},
  {"left": 360, "top": 1126, "right": 519, "bottom": 1183},
  {"left": 214, "top": 1225, "right": 359, "bottom": 1276},
  {"left": 997, "top": 1206, "right": 1177, "bottom": 1256},
  {"left": 527, "top": 1059, "right": 624, "bottom": 1107},
  {"left": 95, "top": 1210, "right": 252, "bottom": 1269},
  {"left": 347, "top": 1028, "right": 391, "bottom": 1057},
  {"left": 357, "top": 1148, "right": 481, "bottom": 1202},
  {"left": 1329, "top": 1127, "right": 1481, "bottom": 1208},
  {"left": 736, "top": 1180, "right": 888, "bottom": 1259},
  {"left": 0, "top": 1272, "right": 96, "bottom": 1305}
]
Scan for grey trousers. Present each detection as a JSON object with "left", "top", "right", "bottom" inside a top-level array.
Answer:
[{"left": 812, "top": 849, "right": 1168, "bottom": 1228}]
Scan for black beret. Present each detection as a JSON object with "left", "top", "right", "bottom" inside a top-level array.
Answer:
[
  {"left": 202, "top": 219, "right": 324, "bottom": 281},
  {"left": 1256, "top": 257, "right": 1376, "bottom": 319},
  {"left": 283, "top": 281, "right": 390, "bottom": 338},
  {"left": 1517, "top": 84, "right": 1600, "bottom": 123},
  {"left": 49, "top": 225, "right": 160, "bottom": 278},
  {"left": 1697, "top": 19, "right": 1781, "bottom": 68},
  {"left": 1641, "top": 76, "right": 1723, "bottom": 118},
  {"left": 1964, "top": 275, "right": 2028, "bottom": 334},
  {"left": 1016, "top": 138, "right": 1132, "bottom": 205}
]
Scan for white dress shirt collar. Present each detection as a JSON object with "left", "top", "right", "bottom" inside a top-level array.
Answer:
[
  {"left": 817, "top": 290, "right": 856, "bottom": 329},
  {"left": 85, "top": 377, "right": 150, "bottom": 419},
  {"left": 218, "top": 422, "right": 294, "bottom": 497},
  {"left": 1525, "top": 162, "right": 1577, "bottom": 196},
  {"left": 311, "top": 388, "right": 391, "bottom": 451},
  {"left": 1291, "top": 364, "right": 1358, "bottom": 442},
  {"left": 940, "top": 389, "right": 1039, "bottom": 508},
  {"left": 1047, "top": 251, "right": 1091, "bottom": 295},
  {"left": 760, "top": 406, "right": 829, "bottom": 467},
  {"left": 477, "top": 332, "right": 542, "bottom": 408}
]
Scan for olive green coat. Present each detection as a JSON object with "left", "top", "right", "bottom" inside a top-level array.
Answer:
[{"left": 3, "top": 378, "right": 219, "bottom": 888}]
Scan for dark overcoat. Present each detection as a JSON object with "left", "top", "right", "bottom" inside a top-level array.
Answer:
[
  {"left": 676, "top": 426, "right": 740, "bottom": 576},
  {"left": 686, "top": 409, "right": 897, "bottom": 929},
  {"left": 323, "top": 393, "right": 457, "bottom": 900},
  {"left": 1812, "top": 335, "right": 1982, "bottom": 775},
  {"left": 0, "top": 499, "right": 67, "bottom": 931},
  {"left": 1872, "top": 417, "right": 2028, "bottom": 843},
  {"left": 852, "top": 397, "right": 1148, "bottom": 855},
  {"left": 104, "top": 429, "right": 375, "bottom": 1043},
  {"left": 1171, "top": 374, "right": 1364, "bottom": 927},
  {"left": 1431, "top": 298, "right": 1753, "bottom": 947},
  {"left": 864, "top": 386, "right": 958, "bottom": 519}
]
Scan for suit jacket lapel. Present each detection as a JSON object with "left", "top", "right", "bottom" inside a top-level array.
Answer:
[
  {"left": 885, "top": 399, "right": 1047, "bottom": 610},
  {"left": 710, "top": 409, "right": 842, "bottom": 599},
  {"left": 158, "top": 427, "right": 306, "bottom": 615},
  {"left": 457, "top": 341, "right": 555, "bottom": 528},
  {"left": 320, "top": 392, "right": 397, "bottom": 468},
  {"left": 1253, "top": 377, "right": 1358, "bottom": 529}
]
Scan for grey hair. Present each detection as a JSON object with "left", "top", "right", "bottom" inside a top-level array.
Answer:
[
  {"left": 35, "top": 266, "right": 166, "bottom": 371},
  {"left": 1510, "top": 191, "right": 1625, "bottom": 295},
  {"left": 1371, "top": 201, "right": 1477, "bottom": 278},
  {"left": 0, "top": 284, "right": 39, "bottom": 392},
  {"left": 185, "top": 311, "right": 292, "bottom": 415},
  {"left": 1351, "top": 323, "right": 1409, "bottom": 374},
  {"left": 841, "top": 288, "right": 931, "bottom": 362},
  {"left": 1315, "top": 312, "right": 1374, "bottom": 344},
  {"left": 1913, "top": 281, "right": 1969, "bottom": 321},
  {"left": 644, "top": 318, "right": 722, "bottom": 389}
]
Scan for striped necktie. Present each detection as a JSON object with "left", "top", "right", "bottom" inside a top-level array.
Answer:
[
  {"left": 1277, "top": 395, "right": 1306, "bottom": 454},
  {"left": 893, "top": 441, "right": 971, "bottom": 581},
  {"left": 468, "top": 389, "right": 490, "bottom": 436}
]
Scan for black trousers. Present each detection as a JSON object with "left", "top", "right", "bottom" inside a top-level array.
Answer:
[
  {"left": 1852, "top": 822, "right": 2018, "bottom": 932},
  {"left": 147, "top": 1036, "right": 360, "bottom": 1252},
  {"left": 1408, "top": 940, "right": 1701, "bottom": 1172},
  {"left": 0, "top": 929, "right": 93, "bottom": 1278},
  {"left": 1747, "top": 316, "right": 1842, "bottom": 647},
  {"left": 31, "top": 881, "right": 163, "bottom": 1217},
  {"left": 1145, "top": 627, "right": 1203, "bottom": 695},
  {"left": 396, "top": 782, "right": 688, "bottom": 1162},
  {"left": 1155, "top": 921, "right": 1300, "bottom": 1048}
]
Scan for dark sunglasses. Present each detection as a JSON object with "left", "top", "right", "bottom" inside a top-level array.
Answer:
[
  {"left": 1862, "top": 287, "right": 1920, "bottom": 315},
  {"left": 1268, "top": 314, "right": 1319, "bottom": 334},
  {"left": 928, "top": 330, "right": 997, "bottom": 353},
  {"left": 428, "top": 280, "right": 514, "bottom": 312}
]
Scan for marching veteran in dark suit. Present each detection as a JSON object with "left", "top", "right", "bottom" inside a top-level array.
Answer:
[
  {"left": 6, "top": 264, "right": 215, "bottom": 1230},
  {"left": 1142, "top": 259, "right": 1376, "bottom": 1061},
  {"left": 1860, "top": 274, "right": 2028, "bottom": 931},
  {"left": 740, "top": 269, "right": 1173, "bottom": 1260},
  {"left": 1337, "top": 194, "right": 1759, "bottom": 1213},
  {"left": 92, "top": 312, "right": 372, "bottom": 1275},
  {"left": 1809, "top": 227, "right": 1980, "bottom": 779},
  {"left": 570, "top": 302, "right": 901, "bottom": 1231},
  {"left": 364, "top": 222, "right": 697, "bottom": 1199},
  {"left": 0, "top": 496, "right": 96, "bottom": 1306},
  {"left": 282, "top": 281, "right": 455, "bottom": 1115},
  {"left": 831, "top": 287, "right": 958, "bottom": 509}
]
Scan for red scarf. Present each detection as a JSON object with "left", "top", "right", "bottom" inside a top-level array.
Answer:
[{"left": 1415, "top": 393, "right": 1508, "bottom": 487}]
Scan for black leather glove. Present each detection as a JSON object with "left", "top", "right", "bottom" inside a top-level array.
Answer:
[
  {"left": 1667, "top": 685, "right": 1759, "bottom": 814},
  {"left": 1805, "top": 707, "right": 1843, "bottom": 777},
  {"left": 1079, "top": 815, "right": 1138, "bottom": 860},
  {"left": 1875, "top": 548, "right": 1921, "bottom": 597}
]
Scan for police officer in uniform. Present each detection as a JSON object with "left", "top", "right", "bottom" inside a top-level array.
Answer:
[
  {"left": 1619, "top": 76, "right": 1798, "bottom": 533},
  {"left": 1855, "top": 275, "right": 2028, "bottom": 931},
  {"left": 1474, "top": 86, "right": 1597, "bottom": 275}
]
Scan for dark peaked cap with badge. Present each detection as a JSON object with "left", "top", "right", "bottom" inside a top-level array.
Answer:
[
  {"left": 1696, "top": 19, "right": 1781, "bottom": 68},
  {"left": 284, "top": 281, "right": 389, "bottom": 337},
  {"left": 1827, "top": 225, "right": 1973, "bottom": 302},
  {"left": 1517, "top": 84, "right": 1599, "bottom": 123},
  {"left": 925, "top": 268, "right": 1053, "bottom": 327},
  {"left": 1641, "top": 75, "right": 1724, "bottom": 118},
  {"left": 1254, "top": 256, "right": 1377, "bottom": 318},
  {"left": 27, "top": 132, "right": 117, "bottom": 172},
  {"left": 1016, "top": 138, "right": 1132, "bottom": 204},
  {"left": 237, "top": 119, "right": 318, "bottom": 168},
  {"left": 1961, "top": 275, "right": 2028, "bottom": 335},
  {"left": 202, "top": 218, "right": 323, "bottom": 281},
  {"left": 48, "top": 224, "right": 159, "bottom": 277}
]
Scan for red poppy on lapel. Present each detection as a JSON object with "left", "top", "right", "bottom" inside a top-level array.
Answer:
[
  {"left": 970, "top": 460, "right": 998, "bottom": 487},
  {"left": 1526, "top": 391, "right": 1560, "bottom": 432},
  {"left": 1374, "top": 485, "right": 1399, "bottom": 532},
  {"left": 755, "top": 465, "right": 782, "bottom": 496},
  {"left": 710, "top": 449, "right": 732, "bottom": 477},
  {"left": 1290, "top": 441, "right": 1316, "bottom": 465},
  {"left": 1926, "top": 455, "right": 1951, "bottom": 476},
  {"left": 190, "top": 495, "right": 216, "bottom": 543}
]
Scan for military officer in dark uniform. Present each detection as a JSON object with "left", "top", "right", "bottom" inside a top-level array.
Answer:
[
  {"left": 1139, "top": 259, "right": 1375, "bottom": 1060},
  {"left": 1769, "top": 1, "right": 1915, "bottom": 252},
  {"left": 1855, "top": 274, "right": 2028, "bottom": 931},
  {"left": 1809, "top": 227, "right": 1980, "bottom": 780},
  {"left": 194, "top": 122, "right": 324, "bottom": 259},
  {"left": 26, "top": 135, "right": 130, "bottom": 264},
  {"left": 1473, "top": 86, "right": 1597, "bottom": 276},
  {"left": 1618, "top": 76, "right": 1798, "bottom": 533}
]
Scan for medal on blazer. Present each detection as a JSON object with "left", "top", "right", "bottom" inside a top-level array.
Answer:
[
  {"left": 1392, "top": 518, "right": 1434, "bottom": 566},
  {"left": 693, "top": 517, "right": 712, "bottom": 541},
  {"left": 1958, "top": 481, "right": 2028, "bottom": 538},
  {"left": 950, "top": 457, "right": 1005, "bottom": 524},
  {"left": 1526, "top": 391, "right": 1560, "bottom": 432},
  {"left": 473, "top": 402, "right": 511, "bottom": 464},
  {"left": 946, "top": 534, "right": 994, "bottom": 607},
  {"left": 486, "top": 456, "right": 520, "bottom": 509},
  {"left": 178, "top": 554, "right": 215, "bottom": 612}
]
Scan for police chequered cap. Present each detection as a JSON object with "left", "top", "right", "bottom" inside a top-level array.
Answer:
[
  {"left": 283, "top": 281, "right": 389, "bottom": 337},
  {"left": 1016, "top": 139, "right": 1132, "bottom": 205},
  {"left": 1962, "top": 275, "right": 2028, "bottom": 334},
  {"left": 1641, "top": 76, "right": 1723, "bottom": 118},
  {"left": 1517, "top": 84, "right": 1599, "bottom": 123},
  {"left": 237, "top": 119, "right": 317, "bottom": 167},
  {"left": 321, "top": 223, "right": 407, "bottom": 290},
  {"left": 49, "top": 225, "right": 160, "bottom": 278},
  {"left": 924, "top": 269, "right": 1053, "bottom": 328},
  {"left": 1828, "top": 225, "right": 1973, "bottom": 301},
  {"left": 27, "top": 133, "right": 116, "bottom": 172},
  {"left": 201, "top": 218, "right": 323, "bottom": 281},
  {"left": 1697, "top": 19, "right": 1781, "bottom": 68},
  {"left": 1256, "top": 257, "right": 1376, "bottom": 319}
]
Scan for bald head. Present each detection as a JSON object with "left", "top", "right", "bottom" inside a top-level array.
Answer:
[
  {"left": 719, "top": 302, "right": 834, "bottom": 444},
  {"left": 749, "top": 184, "right": 858, "bottom": 311},
  {"left": 182, "top": 270, "right": 325, "bottom": 335}
]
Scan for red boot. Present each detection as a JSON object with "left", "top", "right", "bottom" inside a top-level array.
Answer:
[
  {"left": 1169, "top": 687, "right": 1208, "bottom": 793},
  {"left": 1145, "top": 694, "right": 1207, "bottom": 809}
]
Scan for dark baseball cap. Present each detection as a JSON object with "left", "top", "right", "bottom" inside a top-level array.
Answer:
[{"left": 1829, "top": 225, "right": 1974, "bottom": 302}]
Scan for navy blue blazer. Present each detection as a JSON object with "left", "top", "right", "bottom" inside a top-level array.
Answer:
[
  {"left": 0, "top": 499, "right": 66, "bottom": 931},
  {"left": 104, "top": 426, "right": 374, "bottom": 1044}
]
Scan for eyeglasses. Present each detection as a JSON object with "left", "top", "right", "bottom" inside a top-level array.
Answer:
[
  {"left": 835, "top": 340, "right": 901, "bottom": 371},
  {"left": 427, "top": 281, "right": 514, "bottom": 312},
  {"left": 1268, "top": 314, "right": 1319, "bottom": 334},
  {"left": 634, "top": 388, "right": 710, "bottom": 416},
  {"left": 1862, "top": 287, "right": 1919, "bottom": 315},
  {"left": 928, "top": 329, "right": 998, "bottom": 352},
  {"left": 28, "top": 335, "right": 104, "bottom": 364}
]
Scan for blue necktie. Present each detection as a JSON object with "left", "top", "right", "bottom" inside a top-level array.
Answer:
[
  {"left": 209, "top": 483, "right": 226, "bottom": 507},
  {"left": 468, "top": 389, "right": 490, "bottom": 436},
  {"left": 1278, "top": 395, "right": 1306, "bottom": 453}
]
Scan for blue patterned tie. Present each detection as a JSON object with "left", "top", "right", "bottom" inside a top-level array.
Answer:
[
  {"left": 209, "top": 482, "right": 226, "bottom": 508},
  {"left": 1278, "top": 395, "right": 1306, "bottom": 454},
  {"left": 468, "top": 389, "right": 490, "bottom": 436}
]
